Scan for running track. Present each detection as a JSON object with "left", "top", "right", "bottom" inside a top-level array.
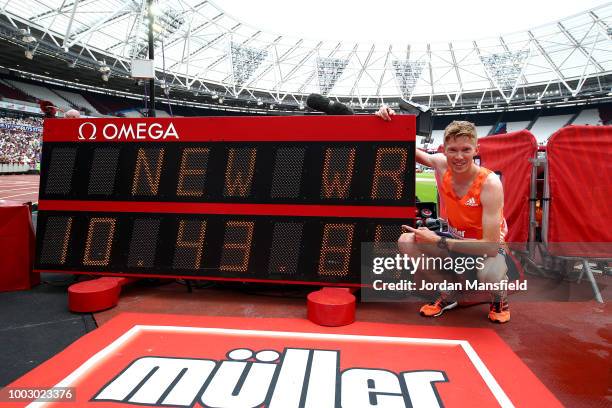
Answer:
[{"left": 0, "top": 174, "right": 39, "bottom": 203}]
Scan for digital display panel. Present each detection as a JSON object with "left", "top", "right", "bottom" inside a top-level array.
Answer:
[
  {"left": 35, "top": 116, "right": 416, "bottom": 285},
  {"left": 36, "top": 212, "right": 408, "bottom": 283},
  {"left": 39, "top": 142, "right": 414, "bottom": 204}
]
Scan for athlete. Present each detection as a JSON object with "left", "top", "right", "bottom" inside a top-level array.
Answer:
[{"left": 376, "top": 105, "right": 512, "bottom": 323}]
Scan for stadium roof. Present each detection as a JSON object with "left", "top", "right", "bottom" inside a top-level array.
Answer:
[{"left": 1, "top": 0, "right": 611, "bottom": 108}]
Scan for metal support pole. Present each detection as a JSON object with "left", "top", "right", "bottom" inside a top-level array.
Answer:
[
  {"left": 147, "top": 0, "right": 155, "bottom": 117},
  {"left": 529, "top": 158, "right": 538, "bottom": 244},
  {"left": 541, "top": 155, "right": 550, "bottom": 245}
]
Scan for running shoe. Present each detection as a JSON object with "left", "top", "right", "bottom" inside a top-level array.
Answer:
[
  {"left": 419, "top": 293, "right": 458, "bottom": 317},
  {"left": 488, "top": 294, "right": 511, "bottom": 323}
]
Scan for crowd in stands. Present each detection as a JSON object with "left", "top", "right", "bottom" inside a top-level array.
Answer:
[{"left": 0, "top": 115, "right": 42, "bottom": 164}]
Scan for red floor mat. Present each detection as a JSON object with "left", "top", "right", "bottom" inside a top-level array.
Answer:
[{"left": 6, "top": 313, "right": 560, "bottom": 407}]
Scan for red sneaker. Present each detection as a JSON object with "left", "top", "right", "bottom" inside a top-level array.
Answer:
[
  {"left": 488, "top": 295, "right": 510, "bottom": 323},
  {"left": 419, "top": 294, "right": 458, "bottom": 317}
]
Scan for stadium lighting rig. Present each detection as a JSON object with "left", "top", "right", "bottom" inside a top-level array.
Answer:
[
  {"left": 17, "top": 28, "right": 36, "bottom": 44},
  {"left": 230, "top": 42, "right": 268, "bottom": 89},
  {"left": 392, "top": 60, "right": 425, "bottom": 99},
  {"left": 480, "top": 50, "right": 529, "bottom": 97},
  {"left": 99, "top": 61, "right": 111, "bottom": 81},
  {"left": 130, "top": 6, "right": 185, "bottom": 59},
  {"left": 316, "top": 57, "right": 349, "bottom": 95}
]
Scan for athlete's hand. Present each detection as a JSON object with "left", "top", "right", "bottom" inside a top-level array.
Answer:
[
  {"left": 375, "top": 105, "right": 395, "bottom": 121},
  {"left": 401, "top": 225, "right": 441, "bottom": 244}
]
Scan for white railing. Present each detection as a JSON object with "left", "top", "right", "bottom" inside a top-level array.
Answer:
[{"left": 0, "top": 163, "right": 36, "bottom": 173}]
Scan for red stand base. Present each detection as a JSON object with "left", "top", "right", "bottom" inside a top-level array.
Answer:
[
  {"left": 307, "top": 287, "right": 356, "bottom": 326},
  {"left": 68, "top": 277, "right": 137, "bottom": 313}
]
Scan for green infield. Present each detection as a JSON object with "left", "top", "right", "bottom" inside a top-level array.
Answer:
[{"left": 415, "top": 172, "right": 438, "bottom": 205}]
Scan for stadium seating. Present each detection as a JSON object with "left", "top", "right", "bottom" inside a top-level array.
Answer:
[
  {"left": 0, "top": 116, "right": 42, "bottom": 166},
  {"left": 119, "top": 109, "right": 144, "bottom": 118},
  {"left": 506, "top": 121, "right": 530, "bottom": 133},
  {"left": 475, "top": 125, "right": 492, "bottom": 137},
  {"left": 572, "top": 108, "right": 601, "bottom": 125},
  {"left": 54, "top": 89, "right": 103, "bottom": 116},
  {"left": 5, "top": 79, "right": 73, "bottom": 112},
  {"left": 0, "top": 80, "right": 35, "bottom": 103},
  {"left": 430, "top": 129, "right": 445, "bottom": 146},
  {"left": 81, "top": 93, "right": 139, "bottom": 115},
  {"left": 530, "top": 115, "right": 573, "bottom": 144},
  {"left": 154, "top": 109, "right": 171, "bottom": 117}
]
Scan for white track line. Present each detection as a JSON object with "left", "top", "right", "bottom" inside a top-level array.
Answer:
[
  {"left": 0, "top": 186, "right": 41, "bottom": 193},
  {"left": 0, "top": 191, "right": 39, "bottom": 199}
]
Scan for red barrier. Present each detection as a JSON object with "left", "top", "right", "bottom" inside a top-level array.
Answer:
[
  {"left": 477, "top": 130, "right": 538, "bottom": 247},
  {"left": 0, "top": 200, "right": 38, "bottom": 291},
  {"left": 546, "top": 125, "right": 612, "bottom": 257}
]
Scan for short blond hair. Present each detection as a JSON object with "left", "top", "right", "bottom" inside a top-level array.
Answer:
[{"left": 443, "top": 120, "right": 477, "bottom": 145}]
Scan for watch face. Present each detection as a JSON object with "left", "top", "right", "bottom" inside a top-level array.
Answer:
[{"left": 437, "top": 237, "right": 447, "bottom": 249}]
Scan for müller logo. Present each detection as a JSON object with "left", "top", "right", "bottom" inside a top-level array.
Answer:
[
  {"left": 92, "top": 347, "right": 448, "bottom": 408},
  {"left": 77, "top": 122, "right": 179, "bottom": 141}
]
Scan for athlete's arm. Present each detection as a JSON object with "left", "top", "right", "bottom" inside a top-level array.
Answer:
[
  {"left": 403, "top": 173, "right": 504, "bottom": 256},
  {"left": 375, "top": 105, "right": 446, "bottom": 171},
  {"left": 416, "top": 150, "right": 446, "bottom": 170}
]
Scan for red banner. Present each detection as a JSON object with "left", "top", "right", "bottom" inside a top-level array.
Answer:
[
  {"left": 546, "top": 125, "right": 612, "bottom": 257},
  {"left": 478, "top": 130, "right": 538, "bottom": 247},
  {"left": 0, "top": 201, "right": 38, "bottom": 291},
  {"left": 42, "top": 115, "right": 415, "bottom": 142}
]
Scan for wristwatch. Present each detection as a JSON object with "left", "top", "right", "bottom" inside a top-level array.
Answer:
[{"left": 437, "top": 236, "right": 449, "bottom": 251}]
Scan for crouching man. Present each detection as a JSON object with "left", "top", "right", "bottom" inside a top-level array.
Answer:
[{"left": 376, "top": 106, "right": 515, "bottom": 323}]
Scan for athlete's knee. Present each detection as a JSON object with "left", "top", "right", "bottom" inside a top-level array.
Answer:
[{"left": 477, "top": 254, "right": 508, "bottom": 283}]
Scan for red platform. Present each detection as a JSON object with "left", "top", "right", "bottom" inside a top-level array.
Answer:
[
  {"left": 307, "top": 287, "right": 355, "bottom": 326},
  {"left": 6, "top": 313, "right": 561, "bottom": 407},
  {"left": 0, "top": 200, "right": 38, "bottom": 291},
  {"left": 68, "top": 277, "right": 137, "bottom": 312}
]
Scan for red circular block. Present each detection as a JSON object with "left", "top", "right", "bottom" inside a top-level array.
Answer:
[
  {"left": 307, "top": 288, "right": 356, "bottom": 326},
  {"left": 68, "top": 277, "right": 122, "bottom": 313}
]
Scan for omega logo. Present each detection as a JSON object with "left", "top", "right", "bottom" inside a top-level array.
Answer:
[
  {"left": 78, "top": 122, "right": 97, "bottom": 140},
  {"left": 77, "top": 122, "right": 179, "bottom": 141}
]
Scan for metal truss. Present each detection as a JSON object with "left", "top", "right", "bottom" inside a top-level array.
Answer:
[{"left": 0, "top": 0, "right": 610, "bottom": 109}]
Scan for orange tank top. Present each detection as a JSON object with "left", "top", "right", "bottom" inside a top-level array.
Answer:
[{"left": 439, "top": 166, "right": 507, "bottom": 241}]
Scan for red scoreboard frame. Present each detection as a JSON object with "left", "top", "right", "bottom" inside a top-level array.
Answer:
[{"left": 35, "top": 115, "right": 416, "bottom": 286}]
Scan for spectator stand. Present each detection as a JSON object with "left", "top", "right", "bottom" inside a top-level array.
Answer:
[{"left": 0, "top": 114, "right": 42, "bottom": 173}]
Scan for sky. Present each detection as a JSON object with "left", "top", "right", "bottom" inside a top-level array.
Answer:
[{"left": 214, "top": 0, "right": 609, "bottom": 43}]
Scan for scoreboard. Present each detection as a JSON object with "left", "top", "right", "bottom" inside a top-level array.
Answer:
[{"left": 35, "top": 116, "right": 416, "bottom": 286}]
